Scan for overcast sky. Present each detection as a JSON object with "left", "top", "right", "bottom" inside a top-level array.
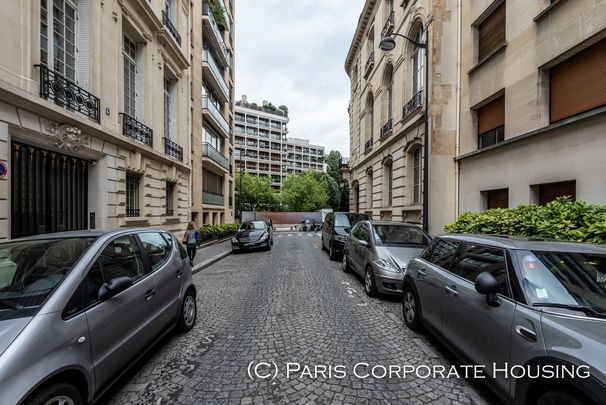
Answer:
[{"left": 235, "top": 0, "right": 366, "bottom": 156}]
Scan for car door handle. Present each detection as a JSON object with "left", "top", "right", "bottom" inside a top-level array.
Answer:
[
  {"left": 515, "top": 325, "right": 537, "bottom": 342},
  {"left": 176, "top": 269, "right": 183, "bottom": 278},
  {"left": 417, "top": 269, "right": 426, "bottom": 278},
  {"left": 145, "top": 289, "right": 156, "bottom": 300},
  {"left": 444, "top": 285, "right": 458, "bottom": 296}
]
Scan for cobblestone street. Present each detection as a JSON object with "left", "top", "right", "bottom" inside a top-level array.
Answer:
[{"left": 101, "top": 232, "right": 495, "bottom": 405}]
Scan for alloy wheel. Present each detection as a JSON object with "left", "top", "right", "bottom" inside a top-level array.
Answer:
[
  {"left": 183, "top": 295, "right": 196, "bottom": 327},
  {"left": 342, "top": 252, "right": 348, "bottom": 271},
  {"left": 365, "top": 269, "right": 372, "bottom": 292},
  {"left": 44, "top": 396, "right": 75, "bottom": 405},
  {"left": 404, "top": 291, "right": 416, "bottom": 324}
]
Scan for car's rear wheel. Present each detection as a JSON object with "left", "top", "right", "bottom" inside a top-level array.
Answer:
[
  {"left": 537, "top": 390, "right": 589, "bottom": 405},
  {"left": 28, "top": 383, "right": 82, "bottom": 405},
  {"left": 328, "top": 241, "right": 338, "bottom": 261},
  {"left": 177, "top": 290, "right": 197, "bottom": 332},
  {"left": 403, "top": 285, "right": 422, "bottom": 331},
  {"left": 342, "top": 251, "right": 350, "bottom": 273},
  {"left": 364, "top": 266, "right": 378, "bottom": 297}
]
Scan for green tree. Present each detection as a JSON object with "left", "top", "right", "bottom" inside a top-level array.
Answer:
[
  {"left": 313, "top": 172, "right": 341, "bottom": 210},
  {"left": 281, "top": 172, "right": 328, "bottom": 212},
  {"left": 325, "top": 150, "right": 342, "bottom": 183},
  {"left": 235, "top": 171, "right": 275, "bottom": 212}
]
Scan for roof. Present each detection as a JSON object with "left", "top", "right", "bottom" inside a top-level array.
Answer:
[
  {"left": 368, "top": 220, "right": 423, "bottom": 227},
  {"left": 344, "top": 0, "right": 377, "bottom": 75},
  {"left": 439, "top": 234, "right": 606, "bottom": 253},
  {"left": 5, "top": 228, "right": 170, "bottom": 242}
]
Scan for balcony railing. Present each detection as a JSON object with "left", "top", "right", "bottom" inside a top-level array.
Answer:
[
  {"left": 381, "top": 11, "right": 395, "bottom": 38},
  {"left": 202, "top": 142, "right": 229, "bottom": 170},
  {"left": 162, "top": 11, "right": 181, "bottom": 46},
  {"left": 126, "top": 208, "right": 140, "bottom": 217},
  {"left": 364, "top": 51, "right": 375, "bottom": 78},
  {"left": 120, "top": 113, "right": 153, "bottom": 146},
  {"left": 380, "top": 118, "right": 393, "bottom": 139},
  {"left": 163, "top": 137, "right": 183, "bottom": 160},
  {"left": 340, "top": 157, "right": 350, "bottom": 168},
  {"left": 36, "top": 64, "right": 100, "bottom": 123},
  {"left": 364, "top": 138, "right": 373, "bottom": 153},
  {"left": 403, "top": 90, "right": 424, "bottom": 119},
  {"left": 202, "top": 2, "right": 229, "bottom": 65},
  {"left": 202, "top": 50, "right": 229, "bottom": 98},
  {"left": 203, "top": 191, "right": 224, "bottom": 206},
  {"left": 202, "top": 96, "right": 230, "bottom": 135},
  {"left": 165, "top": 209, "right": 174, "bottom": 216}
]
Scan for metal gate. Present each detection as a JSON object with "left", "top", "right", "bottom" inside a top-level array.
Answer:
[{"left": 11, "top": 142, "right": 88, "bottom": 238}]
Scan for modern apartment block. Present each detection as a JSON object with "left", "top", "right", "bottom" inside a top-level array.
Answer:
[
  {"left": 234, "top": 99, "right": 326, "bottom": 190},
  {"left": 191, "top": 0, "right": 236, "bottom": 225},
  {"left": 457, "top": 0, "right": 606, "bottom": 212},
  {"left": 0, "top": 0, "right": 191, "bottom": 240},
  {"left": 345, "top": 0, "right": 458, "bottom": 233}
]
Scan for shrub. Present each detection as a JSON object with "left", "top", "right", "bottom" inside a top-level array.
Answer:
[
  {"left": 197, "top": 223, "right": 239, "bottom": 244},
  {"left": 443, "top": 197, "right": 606, "bottom": 245}
]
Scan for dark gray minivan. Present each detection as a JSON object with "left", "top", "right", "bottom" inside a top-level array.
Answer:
[{"left": 403, "top": 234, "right": 606, "bottom": 405}]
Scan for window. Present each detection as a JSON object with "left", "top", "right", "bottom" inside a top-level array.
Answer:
[
  {"left": 425, "top": 238, "right": 461, "bottom": 269},
  {"left": 164, "top": 78, "right": 175, "bottom": 140},
  {"left": 477, "top": 1, "right": 506, "bottom": 62},
  {"left": 100, "top": 235, "right": 146, "bottom": 281},
  {"left": 411, "top": 147, "right": 422, "bottom": 204},
  {"left": 412, "top": 28, "right": 425, "bottom": 95},
  {"left": 366, "top": 170, "right": 373, "bottom": 209},
  {"left": 477, "top": 95, "right": 505, "bottom": 149},
  {"left": 365, "top": 93, "right": 374, "bottom": 145},
  {"left": 536, "top": 180, "right": 576, "bottom": 205},
  {"left": 123, "top": 35, "right": 137, "bottom": 117},
  {"left": 166, "top": 182, "right": 175, "bottom": 215},
  {"left": 203, "top": 169, "right": 224, "bottom": 196},
  {"left": 139, "top": 232, "right": 171, "bottom": 271},
  {"left": 204, "top": 126, "right": 224, "bottom": 152},
  {"left": 484, "top": 188, "right": 508, "bottom": 209},
  {"left": 353, "top": 223, "right": 369, "bottom": 242},
  {"left": 384, "top": 160, "right": 393, "bottom": 207},
  {"left": 453, "top": 244, "right": 510, "bottom": 297},
  {"left": 384, "top": 65, "right": 394, "bottom": 122},
  {"left": 126, "top": 172, "right": 140, "bottom": 217},
  {"left": 550, "top": 37, "right": 606, "bottom": 122},
  {"left": 41, "top": 0, "right": 77, "bottom": 81}
]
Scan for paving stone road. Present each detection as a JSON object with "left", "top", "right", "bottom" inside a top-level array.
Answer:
[{"left": 101, "top": 232, "right": 497, "bottom": 405}]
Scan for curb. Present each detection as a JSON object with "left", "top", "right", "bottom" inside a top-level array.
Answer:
[
  {"left": 196, "top": 236, "right": 232, "bottom": 249},
  {"left": 192, "top": 249, "right": 232, "bottom": 274}
]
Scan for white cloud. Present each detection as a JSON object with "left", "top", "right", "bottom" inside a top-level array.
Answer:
[{"left": 234, "top": 0, "right": 365, "bottom": 156}]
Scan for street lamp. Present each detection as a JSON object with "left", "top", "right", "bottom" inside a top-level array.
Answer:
[{"left": 379, "top": 31, "right": 430, "bottom": 232}]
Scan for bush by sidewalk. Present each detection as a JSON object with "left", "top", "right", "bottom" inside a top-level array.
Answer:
[
  {"left": 196, "top": 223, "right": 239, "bottom": 244},
  {"left": 443, "top": 197, "right": 606, "bottom": 245}
]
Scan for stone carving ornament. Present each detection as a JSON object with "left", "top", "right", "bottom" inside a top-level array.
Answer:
[{"left": 46, "top": 122, "right": 90, "bottom": 153}]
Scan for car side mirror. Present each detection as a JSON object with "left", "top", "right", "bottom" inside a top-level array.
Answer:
[
  {"left": 357, "top": 240, "right": 368, "bottom": 247},
  {"left": 98, "top": 276, "right": 132, "bottom": 301},
  {"left": 474, "top": 272, "right": 501, "bottom": 307}
]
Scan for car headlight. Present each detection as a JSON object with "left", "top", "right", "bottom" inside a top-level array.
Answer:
[
  {"left": 373, "top": 258, "right": 400, "bottom": 273},
  {"left": 260, "top": 233, "right": 269, "bottom": 240},
  {"left": 231, "top": 237, "right": 238, "bottom": 243}
]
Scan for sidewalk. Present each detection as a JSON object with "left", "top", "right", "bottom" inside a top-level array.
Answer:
[{"left": 191, "top": 238, "right": 232, "bottom": 274}]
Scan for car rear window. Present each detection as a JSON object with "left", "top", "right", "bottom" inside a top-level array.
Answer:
[{"left": 334, "top": 213, "right": 370, "bottom": 227}]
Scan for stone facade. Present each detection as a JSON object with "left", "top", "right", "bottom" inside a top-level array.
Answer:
[
  {"left": 345, "top": 0, "right": 458, "bottom": 234},
  {"left": 458, "top": 0, "right": 606, "bottom": 212},
  {"left": 0, "top": 0, "right": 192, "bottom": 240}
]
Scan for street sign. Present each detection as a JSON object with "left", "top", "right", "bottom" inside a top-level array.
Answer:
[{"left": 0, "top": 161, "right": 7, "bottom": 179}]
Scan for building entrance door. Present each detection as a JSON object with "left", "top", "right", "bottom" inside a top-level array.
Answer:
[{"left": 11, "top": 142, "right": 88, "bottom": 238}]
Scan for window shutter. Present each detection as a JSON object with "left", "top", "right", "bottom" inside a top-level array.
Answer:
[
  {"left": 550, "top": 38, "right": 606, "bottom": 122},
  {"left": 76, "top": 0, "right": 90, "bottom": 89},
  {"left": 478, "top": 2, "right": 505, "bottom": 62},
  {"left": 478, "top": 95, "right": 505, "bottom": 135}
]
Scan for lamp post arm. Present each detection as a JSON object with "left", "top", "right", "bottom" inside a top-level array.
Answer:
[{"left": 388, "top": 33, "right": 427, "bottom": 49}]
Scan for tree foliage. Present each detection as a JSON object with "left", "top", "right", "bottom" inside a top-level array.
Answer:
[
  {"left": 313, "top": 172, "right": 341, "bottom": 210},
  {"left": 209, "top": 0, "right": 227, "bottom": 31},
  {"left": 444, "top": 197, "right": 606, "bottom": 245},
  {"left": 281, "top": 172, "right": 328, "bottom": 212},
  {"left": 235, "top": 171, "right": 277, "bottom": 211}
]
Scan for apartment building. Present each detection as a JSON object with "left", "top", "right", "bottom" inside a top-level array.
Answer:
[
  {"left": 191, "top": 0, "right": 236, "bottom": 225},
  {"left": 457, "top": 0, "right": 606, "bottom": 212},
  {"left": 234, "top": 99, "right": 325, "bottom": 190},
  {"left": 345, "top": 0, "right": 458, "bottom": 233},
  {"left": 0, "top": 0, "right": 191, "bottom": 240}
]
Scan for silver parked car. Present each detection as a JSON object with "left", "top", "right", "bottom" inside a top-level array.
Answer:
[
  {"left": 342, "top": 221, "right": 431, "bottom": 296},
  {"left": 0, "top": 229, "right": 197, "bottom": 405},
  {"left": 403, "top": 234, "right": 606, "bottom": 405}
]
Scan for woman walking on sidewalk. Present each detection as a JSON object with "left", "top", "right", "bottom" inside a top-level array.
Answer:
[{"left": 183, "top": 222, "right": 198, "bottom": 265}]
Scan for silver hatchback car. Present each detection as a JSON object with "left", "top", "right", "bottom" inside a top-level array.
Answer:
[
  {"left": 404, "top": 234, "right": 606, "bottom": 405},
  {"left": 342, "top": 221, "right": 431, "bottom": 296},
  {"left": 0, "top": 229, "right": 197, "bottom": 405}
]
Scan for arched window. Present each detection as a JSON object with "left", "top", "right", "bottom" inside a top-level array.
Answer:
[
  {"left": 408, "top": 146, "right": 422, "bottom": 204},
  {"left": 412, "top": 26, "right": 425, "bottom": 96},
  {"left": 383, "top": 64, "right": 394, "bottom": 123},
  {"left": 365, "top": 92, "right": 374, "bottom": 149},
  {"left": 383, "top": 159, "right": 393, "bottom": 207},
  {"left": 366, "top": 169, "right": 374, "bottom": 209},
  {"left": 352, "top": 181, "right": 360, "bottom": 212}
]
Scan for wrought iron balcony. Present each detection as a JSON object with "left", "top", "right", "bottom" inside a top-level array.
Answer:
[
  {"left": 126, "top": 208, "right": 140, "bottom": 217},
  {"left": 364, "top": 138, "right": 373, "bottom": 153},
  {"left": 380, "top": 118, "right": 393, "bottom": 139},
  {"left": 203, "top": 191, "right": 224, "bottom": 206},
  {"left": 120, "top": 113, "right": 153, "bottom": 146},
  {"left": 36, "top": 64, "right": 100, "bottom": 123},
  {"left": 162, "top": 10, "right": 181, "bottom": 46},
  {"left": 381, "top": 11, "right": 395, "bottom": 38},
  {"left": 202, "top": 142, "right": 229, "bottom": 170},
  {"left": 403, "top": 90, "right": 424, "bottom": 119},
  {"left": 364, "top": 51, "right": 375, "bottom": 78},
  {"left": 163, "top": 137, "right": 183, "bottom": 160}
]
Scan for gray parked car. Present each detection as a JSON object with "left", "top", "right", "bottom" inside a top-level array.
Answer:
[
  {"left": 403, "top": 234, "right": 606, "bottom": 405},
  {"left": 0, "top": 229, "right": 197, "bottom": 405},
  {"left": 342, "top": 221, "right": 431, "bottom": 296}
]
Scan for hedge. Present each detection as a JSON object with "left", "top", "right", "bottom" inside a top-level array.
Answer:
[
  {"left": 443, "top": 197, "right": 606, "bottom": 245},
  {"left": 196, "top": 223, "right": 239, "bottom": 244}
]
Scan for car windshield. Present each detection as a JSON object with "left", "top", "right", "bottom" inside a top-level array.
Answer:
[
  {"left": 371, "top": 225, "right": 431, "bottom": 247},
  {"left": 0, "top": 238, "right": 94, "bottom": 319},
  {"left": 240, "top": 221, "right": 266, "bottom": 231},
  {"left": 515, "top": 250, "right": 606, "bottom": 316},
  {"left": 334, "top": 214, "right": 369, "bottom": 227}
]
